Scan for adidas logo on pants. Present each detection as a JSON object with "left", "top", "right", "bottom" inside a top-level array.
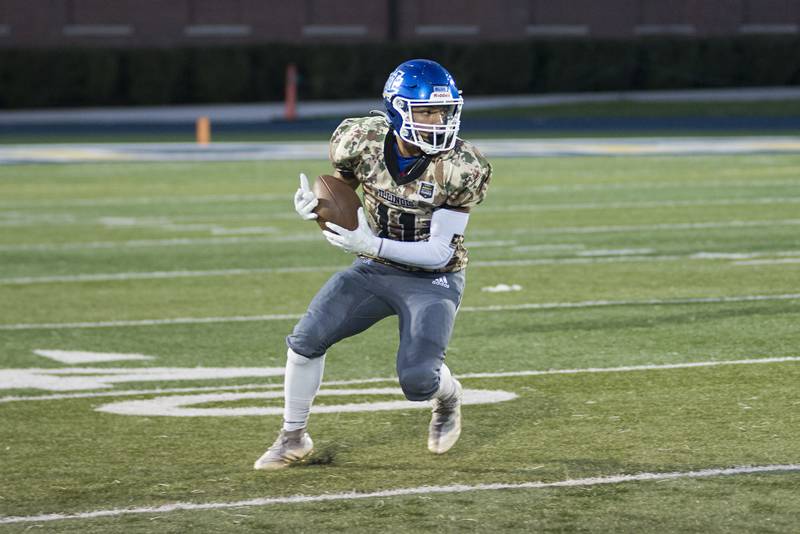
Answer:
[{"left": 432, "top": 276, "right": 450, "bottom": 288}]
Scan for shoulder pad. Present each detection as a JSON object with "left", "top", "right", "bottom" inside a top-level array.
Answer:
[{"left": 330, "top": 116, "right": 389, "bottom": 173}]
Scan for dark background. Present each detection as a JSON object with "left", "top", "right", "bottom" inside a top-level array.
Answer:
[
  {"left": 1, "top": 1, "right": 799, "bottom": 108},
  {"left": 2, "top": 0, "right": 799, "bottom": 47}
]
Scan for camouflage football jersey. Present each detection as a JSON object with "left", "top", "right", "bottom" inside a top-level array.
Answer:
[{"left": 329, "top": 115, "right": 491, "bottom": 273}]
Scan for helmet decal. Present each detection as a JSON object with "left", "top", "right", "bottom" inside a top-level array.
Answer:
[{"left": 384, "top": 70, "right": 405, "bottom": 96}]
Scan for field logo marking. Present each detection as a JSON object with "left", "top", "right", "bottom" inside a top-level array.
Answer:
[
  {"left": 94, "top": 388, "right": 518, "bottom": 417},
  {"left": 0, "top": 464, "right": 798, "bottom": 524},
  {"left": 0, "top": 367, "right": 285, "bottom": 392},
  {"left": 3, "top": 355, "right": 800, "bottom": 403},
  {"left": 33, "top": 349, "right": 156, "bottom": 364},
  {"left": 2, "top": 292, "right": 799, "bottom": 331}
]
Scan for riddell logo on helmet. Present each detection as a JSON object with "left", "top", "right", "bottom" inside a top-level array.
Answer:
[{"left": 430, "top": 86, "right": 451, "bottom": 100}]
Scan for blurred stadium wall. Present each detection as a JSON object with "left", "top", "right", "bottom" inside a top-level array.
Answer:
[
  {"left": 2, "top": 0, "right": 799, "bottom": 46},
  {"left": 0, "top": 1, "right": 798, "bottom": 108}
]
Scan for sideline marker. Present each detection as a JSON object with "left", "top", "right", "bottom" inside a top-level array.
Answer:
[
  {"left": 285, "top": 63, "right": 298, "bottom": 121},
  {"left": 196, "top": 116, "right": 211, "bottom": 145}
]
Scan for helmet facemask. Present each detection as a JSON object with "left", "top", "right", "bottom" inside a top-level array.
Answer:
[{"left": 392, "top": 96, "right": 463, "bottom": 155}]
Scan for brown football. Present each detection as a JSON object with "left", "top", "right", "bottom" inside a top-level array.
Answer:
[{"left": 312, "top": 174, "right": 362, "bottom": 233}]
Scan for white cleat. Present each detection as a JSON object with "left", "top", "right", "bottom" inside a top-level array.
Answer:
[
  {"left": 254, "top": 428, "right": 313, "bottom": 470},
  {"left": 428, "top": 379, "right": 462, "bottom": 454}
]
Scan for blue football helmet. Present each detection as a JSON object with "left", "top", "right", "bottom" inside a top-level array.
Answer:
[{"left": 382, "top": 59, "right": 463, "bottom": 155}]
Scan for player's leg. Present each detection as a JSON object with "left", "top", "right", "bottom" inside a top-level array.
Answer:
[
  {"left": 287, "top": 264, "right": 394, "bottom": 359},
  {"left": 427, "top": 360, "right": 463, "bottom": 454},
  {"left": 255, "top": 260, "right": 393, "bottom": 470},
  {"left": 392, "top": 269, "right": 466, "bottom": 453},
  {"left": 282, "top": 275, "right": 392, "bottom": 432}
]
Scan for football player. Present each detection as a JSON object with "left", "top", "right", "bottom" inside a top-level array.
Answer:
[{"left": 255, "top": 59, "right": 492, "bottom": 469}]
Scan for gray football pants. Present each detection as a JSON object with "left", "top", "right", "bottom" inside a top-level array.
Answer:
[{"left": 286, "top": 257, "right": 465, "bottom": 401}]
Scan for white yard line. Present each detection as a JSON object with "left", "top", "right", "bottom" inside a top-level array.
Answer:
[
  {"left": 2, "top": 178, "right": 797, "bottom": 213},
  {"left": 2, "top": 355, "right": 799, "bottom": 404},
  {"left": 1, "top": 464, "right": 797, "bottom": 524},
  {"left": 3, "top": 218, "right": 800, "bottom": 252},
  {"left": 3, "top": 196, "right": 800, "bottom": 228},
  {"left": 458, "top": 356, "right": 800, "bottom": 379},
  {"left": 0, "top": 255, "right": 678, "bottom": 285},
  {"left": 0, "top": 180, "right": 797, "bottom": 223},
  {"left": 503, "top": 218, "right": 800, "bottom": 236},
  {"left": 458, "top": 293, "right": 800, "bottom": 312},
  {"left": 0, "top": 212, "right": 286, "bottom": 230},
  {"left": 0, "top": 193, "right": 285, "bottom": 210},
  {"left": 0, "top": 313, "right": 304, "bottom": 331},
  {"left": 4, "top": 250, "right": 800, "bottom": 286},
  {"left": 511, "top": 244, "right": 586, "bottom": 252},
  {"left": 1, "top": 292, "right": 798, "bottom": 331},
  {"left": 735, "top": 258, "right": 800, "bottom": 266},
  {"left": 0, "top": 266, "right": 341, "bottom": 284},
  {"left": 0, "top": 382, "right": 287, "bottom": 403},
  {"left": 479, "top": 196, "right": 800, "bottom": 213},
  {"left": 491, "top": 178, "right": 800, "bottom": 193},
  {"left": 466, "top": 219, "right": 800, "bottom": 237},
  {"left": 0, "top": 234, "right": 322, "bottom": 252},
  {"left": 472, "top": 256, "right": 682, "bottom": 268}
]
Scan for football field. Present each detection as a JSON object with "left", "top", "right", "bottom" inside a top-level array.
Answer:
[{"left": 1, "top": 147, "right": 799, "bottom": 532}]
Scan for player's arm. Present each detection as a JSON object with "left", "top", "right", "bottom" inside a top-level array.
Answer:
[
  {"left": 374, "top": 208, "right": 468, "bottom": 269},
  {"left": 323, "top": 207, "right": 469, "bottom": 270}
]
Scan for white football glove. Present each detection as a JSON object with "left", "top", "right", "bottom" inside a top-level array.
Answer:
[
  {"left": 323, "top": 207, "right": 382, "bottom": 256},
  {"left": 293, "top": 173, "right": 318, "bottom": 220}
]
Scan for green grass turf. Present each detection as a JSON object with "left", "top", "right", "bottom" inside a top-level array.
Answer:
[
  {"left": 17, "top": 475, "right": 800, "bottom": 534},
  {"left": 0, "top": 151, "right": 799, "bottom": 532}
]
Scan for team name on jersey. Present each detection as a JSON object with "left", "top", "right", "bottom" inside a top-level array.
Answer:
[{"left": 375, "top": 188, "right": 417, "bottom": 208}]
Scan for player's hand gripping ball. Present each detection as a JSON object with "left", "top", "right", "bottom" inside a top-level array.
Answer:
[
  {"left": 311, "top": 174, "right": 362, "bottom": 232},
  {"left": 323, "top": 207, "right": 380, "bottom": 256}
]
